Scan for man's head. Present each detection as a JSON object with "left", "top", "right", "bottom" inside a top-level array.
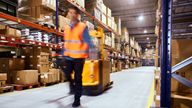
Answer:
[{"left": 66, "top": 6, "right": 80, "bottom": 22}]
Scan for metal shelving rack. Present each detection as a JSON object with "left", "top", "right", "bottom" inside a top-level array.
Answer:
[
  {"left": 160, "top": 0, "right": 192, "bottom": 107},
  {"left": 0, "top": 0, "right": 142, "bottom": 62},
  {"left": 0, "top": 12, "right": 63, "bottom": 49}
]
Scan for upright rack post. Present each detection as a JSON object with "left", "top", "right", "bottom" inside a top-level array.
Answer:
[
  {"left": 55, "top": 0, "right": 59, "bottom": 44},
  {"left": 160, "top": 0, "right": 172, "bottom": 107}
]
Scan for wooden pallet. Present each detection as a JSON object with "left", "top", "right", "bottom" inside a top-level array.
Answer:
[
  {"left": 0, "top": 86, "right": 14, "bottom": 94},
  {"left": 41, "top": 81, "right": 60, "bottom": 87},
  {"left": 11, "top": 83, "right": 40, "bottom": 91}
]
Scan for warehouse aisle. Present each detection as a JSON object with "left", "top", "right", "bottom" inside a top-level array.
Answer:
[{"left": 0, "top": 67, "right": 155, "bottom": 108}]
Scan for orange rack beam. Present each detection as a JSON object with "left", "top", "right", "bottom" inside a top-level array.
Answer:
[
  {"left": 0, "top": 12, "right": 63, "bottom": 37},
  {"left": 0, "top": 35, "right": 63, "bottom": 49}
]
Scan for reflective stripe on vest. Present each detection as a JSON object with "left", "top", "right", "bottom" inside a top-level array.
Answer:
[
  {"left": 64, "top": 40, "right": 82, "bottom": 43},
  {"left": 64, "top": 49, "right": 88, "bottom": 54},
  {"left": 63, "top": 22, "right": 88, "bottom": 58}
]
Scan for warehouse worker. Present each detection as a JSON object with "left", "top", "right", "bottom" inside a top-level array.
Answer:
[{"left": 61, "top": 6, "right": 94, "bottom": 107}]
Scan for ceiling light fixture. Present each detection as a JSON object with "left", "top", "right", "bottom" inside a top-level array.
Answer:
[
  {"left": 144, "top": 30, "right": 147, "bottom": 33},
  {"left": 189, "top": 24, "right": 192, "bottom": 27},
  {"left": 138, "top": 15, "right": 144, "bottom": 21}
]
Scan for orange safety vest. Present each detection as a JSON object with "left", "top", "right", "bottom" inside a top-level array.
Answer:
[{"left": 63, "top": 22, "right": 89, "bottom": 58}]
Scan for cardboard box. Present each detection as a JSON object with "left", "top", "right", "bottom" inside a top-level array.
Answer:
[
  {"left": 0, "top": 58, "right": 25, "bottom": 84},
  {"left": 0, "top": 73, "right": 7, "bottom": 81},
  {"left": 0, "top": 25, "right": 16, "bottom": 37},
  {"left": 40, "top": 71, "right": 57, "bottom": 84},
  {"left": 15, "top": 30, "right": 21, "bottom": 38},
  {"left": 14, "top": 70, "right": 38, "bottom": 85},
  {"left": 49, "top": 69, "right": 60, "bottom": 82},
  {"left": 171, "top": 94, "right": 192, "bottom": 108},
  {"left": 107, "top": 7, "right": 111, "bottom": 17},
  {"left": 38, "top": 63, "right": 50, "bottom": 73},
  {"left": 122, "top": 27, "right": 129, "bottom": 42},
  {"left": 102, "top": 13, "right": 107, "bottom": 25},
  {"left": 18, "top": 6, "right": 54, "bottom": 23},
  {"left": 115, "top": 17, "right": 122, "bottom": 35},
  {"left": 23, "top": 46, "right": 50, "bottom": 71},
  {"left": 101, "top": 3, "right": 107, "bottom": 14},
  {"left": 86, "top": 8, "right": 101, "bottom": 21},
  {"left": 107, "top": 16, "right": 112, "bottom": 28},
  {"left": 18, "top": 0, "right": 56, "bottom": 11},
  {"left": 85, "top": 0, "right": 103, "bottom": 10}
]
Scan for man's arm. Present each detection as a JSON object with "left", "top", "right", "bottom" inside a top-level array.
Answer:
[{"left": 83, "top": 27, "right": 94, "bottom": 48}]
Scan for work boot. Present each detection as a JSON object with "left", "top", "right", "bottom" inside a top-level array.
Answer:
[{"left": 72, "top": 99, "right": 81, "bottom": 107}]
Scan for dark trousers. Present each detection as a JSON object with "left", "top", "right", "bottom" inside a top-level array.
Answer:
[{"left": 61, "top": 58, "right": 85, "bottom": 100}]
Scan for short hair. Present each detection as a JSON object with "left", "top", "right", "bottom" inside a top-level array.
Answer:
[{"left": 68, "top": 6, "right": 80, "bottom": 14}]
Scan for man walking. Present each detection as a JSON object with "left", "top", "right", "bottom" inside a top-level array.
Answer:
[{"left": 61, "top": 6, "right": 94, "bottom": 107}]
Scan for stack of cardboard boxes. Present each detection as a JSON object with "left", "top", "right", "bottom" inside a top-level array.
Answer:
[
  {"left": 115, "top": 38, "right": 121, "bottom": 51},
  {"left": 115, "top": 17, "right": 122, "bottom": 35},
  {"left": 22, "top": 46, "right": 50, "bottom": 72},
  {"left": 0, "top": 73, "right": 7, "bottom": 87},
  {"left": 0, "top": 25, "right": 21, "bottom": 38},
  {"left": 85, "top": 0, "right": 103, "bottom": 21},
  {"left": 111, "top": 17, "right": 117, "bottom": 32},
  {"left": 111, "top": 33, "right": 115, "bottom": 48},
  {"left": 104, "top": 33, "right": 112, "bottom": 47},
  {"left": 18, "top": 0, "right": 56, "bottom": 24},
  {"left": 107, "top": 8, "right": 112, "bottom": 28},
  {"left": 22, "top": 46, "right": 61, "bottom": 84},
  {"left": 0, "top": 58, "right": 25, "bottom": 84},
  {"left": 101, "top": 3, "right": 107, "bottom": 25},
  {"left": 125, "top": 46, "right": 130, "bottom": 55}
]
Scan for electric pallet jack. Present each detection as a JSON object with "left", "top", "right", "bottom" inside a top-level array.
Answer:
[{"left": 81, "top": 27, "right": 113, "bottom": 95}]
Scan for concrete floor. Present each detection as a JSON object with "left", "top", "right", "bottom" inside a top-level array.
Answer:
[{"left": 0, "top": 66, "right": 155, "bottom": 108}]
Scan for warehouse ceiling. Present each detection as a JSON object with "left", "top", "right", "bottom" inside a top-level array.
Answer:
[{"left": 104, "top": 0, "right": 158, "bottom": 49}]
